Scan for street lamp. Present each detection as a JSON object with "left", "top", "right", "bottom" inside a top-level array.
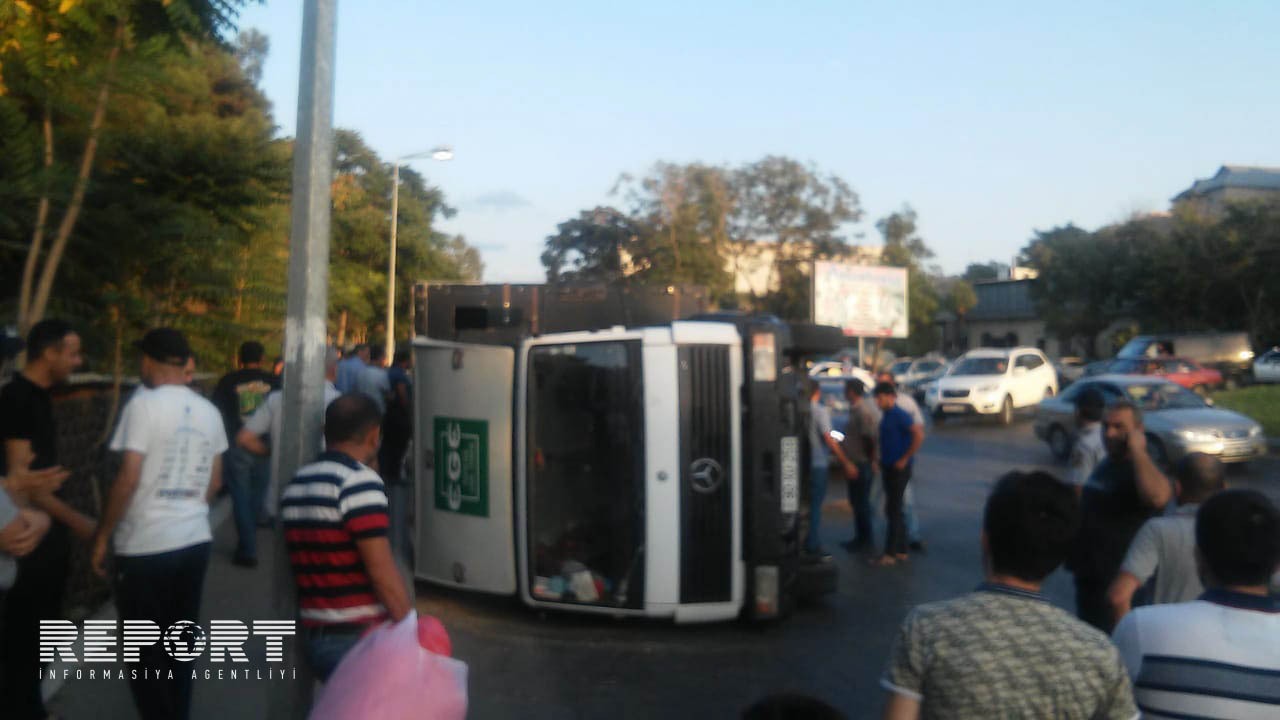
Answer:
[{"left": 387, "top": 146, "right": 453, "bottom": 362}]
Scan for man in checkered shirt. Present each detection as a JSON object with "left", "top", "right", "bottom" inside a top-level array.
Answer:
[{"left": 880, "top": 471, "right": 1138, "bottom": 719}]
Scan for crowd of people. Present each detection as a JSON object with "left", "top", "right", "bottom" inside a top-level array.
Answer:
[
  {"left": 0, "top": 323, "right": 415, "bottom": 720},
  {"left": 804, "top": 371, "right": 1279, "bottom": 719},
  {"left": 0, "top": 321, "right": 1278, "bottom": 719}
]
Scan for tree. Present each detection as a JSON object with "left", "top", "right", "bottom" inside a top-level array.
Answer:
[
  {"left": 730, "top": 156, "right": 861, "bottom": 317},
  {"left": 945, "top": 278, "right": 978, "bottom": 320},
  {"left": 1020, "top": 223, "right": 1130, "bottom": 356},
  {"left": 612, "top": 162, "right": 736, "bottom": 302},
  {"left": 962, "top": 261, "right": 1007, "bottom": 283},
  {"left": 1, "top": 0, "right": 253, "bottom": 332},
  {"left": 877, "top": 206, "right": 940, "bottom": 355},
  {"left": 541, "top": 206, "right": 642, "bottom": 284},
  {"left": 329, "top": 129, "right": 480, "bottom": 346}
]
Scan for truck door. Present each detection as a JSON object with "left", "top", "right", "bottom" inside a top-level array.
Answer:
[{"left": 412, "top": 339, "right": 518, "bottom": 595}]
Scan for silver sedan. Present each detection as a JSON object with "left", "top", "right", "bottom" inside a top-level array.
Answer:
[{"left": 1033, "top": 374, "right": 1266, "bottom": 466}]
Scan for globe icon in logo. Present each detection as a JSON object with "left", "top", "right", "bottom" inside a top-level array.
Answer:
[{"left": 162, "top": 621, "right": 208, "bottom": 662}]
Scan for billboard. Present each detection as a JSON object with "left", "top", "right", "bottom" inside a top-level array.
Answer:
[{"left": 812, "top": 262, "right": 909, "bottom": 338}]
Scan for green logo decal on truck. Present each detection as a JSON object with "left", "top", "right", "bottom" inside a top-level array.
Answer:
[{"left": 434, "top": 417, "right": 489, "bottom": 517}]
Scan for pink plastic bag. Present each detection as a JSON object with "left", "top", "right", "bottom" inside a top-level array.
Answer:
[{"left": 309, "top": 612, "right": 468, "bottom": 720}]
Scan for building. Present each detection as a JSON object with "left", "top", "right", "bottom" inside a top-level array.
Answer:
[
  {"left": 724, "top": 241, "right": 882, "bottom": 297},
  {"left": 1172, "top": 165, "right": 1280, "bottom": 218},
  {"left": 936, "top": 278, "right": 1064, "bottom": 358}
]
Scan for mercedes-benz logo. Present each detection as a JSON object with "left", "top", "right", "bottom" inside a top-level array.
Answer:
[{"left": 690, "top": 458, "right": 724, "bottom": 494}]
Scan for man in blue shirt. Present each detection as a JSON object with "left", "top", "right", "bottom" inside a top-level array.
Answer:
[
  {"left": 335, "top": 344, "right": 369, "bottom": 393},
  {"left": 873, "top": 382, "right": 924, "bottom": 566}
]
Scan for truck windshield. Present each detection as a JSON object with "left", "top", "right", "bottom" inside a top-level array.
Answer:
[{"left": 526, "top": 340, "right": 646, "bottom": 609}]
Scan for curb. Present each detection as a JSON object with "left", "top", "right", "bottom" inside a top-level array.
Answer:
[{"left": 42, "top": 497, "right": 233, "bottom": 703}]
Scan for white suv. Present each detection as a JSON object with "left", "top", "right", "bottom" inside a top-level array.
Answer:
[{"left": 925, "top": 347, "right": 1058, "bottom": 425}]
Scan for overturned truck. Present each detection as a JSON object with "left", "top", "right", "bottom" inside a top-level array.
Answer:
[{"left": 410, "top": 282, "right": 843, "bottom": 623}]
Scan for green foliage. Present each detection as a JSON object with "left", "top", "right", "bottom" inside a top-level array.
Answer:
[
  {"left": 1021, "top": 203, "right": 1280, "bottom": 354},
  {"left": 548, "top": 157, "right": 863, "bottom": 318},
  {"left": 328, "top": 129, "right": 480, "bottom": 348},
  {"left": 0, "top": 11, "right": 481, "bottom": 373},
  {"left": 541, "top": 206, "right": 640, "bottom": 284},
  {"left": 962, "top": 261, "right": 1007, "bottom": 283},
  {"left": 730, "top": 156, "right": 862, "bottom": 317}
]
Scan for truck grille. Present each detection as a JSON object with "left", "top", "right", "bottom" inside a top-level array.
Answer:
[
  {"left": 678, "top": 345, "right": 733, "bottom": 604},
  {"left": 942, "top": 389, "right": 970, "bottom": 398}
]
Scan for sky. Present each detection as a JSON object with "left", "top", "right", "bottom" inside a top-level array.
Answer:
[{"left": 232, "top": 0, "right": 1280, "bottom": 282}]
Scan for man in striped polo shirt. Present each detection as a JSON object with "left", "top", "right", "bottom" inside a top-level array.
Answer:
[
  {"left": 282, "top": 394, "right": 411, "bottom": 680},
  {"left": 1112, "top": 489, "right": 1280, "bottom": 719}
]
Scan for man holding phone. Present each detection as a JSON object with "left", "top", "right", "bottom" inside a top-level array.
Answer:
[{"left": 1067, "top": 400, "right": 1173, "bottom": 632}]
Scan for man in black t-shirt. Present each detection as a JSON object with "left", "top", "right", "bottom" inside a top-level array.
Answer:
[
  {"left": 0, "top": 319, "right": 95, "bottom": 720},
  {"left": 1067, "top": 400, "right": 1173, "bottom": 633},
  {"left": 211, "top": 341, "right": 278, "bottom": 567}
]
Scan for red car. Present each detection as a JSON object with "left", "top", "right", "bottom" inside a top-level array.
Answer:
[{"left": 1110, "top": 357, "right": 1223, "bottom": 395}]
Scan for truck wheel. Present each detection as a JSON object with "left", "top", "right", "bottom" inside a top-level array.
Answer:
[
  {"left": 999, "top": 396, "right": 1013, "bottom": 426},
  {"left": 1048, "top": 425, "right": 1071, "bottom": 462}
]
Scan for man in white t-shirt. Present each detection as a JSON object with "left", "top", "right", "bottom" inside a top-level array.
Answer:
[
  {"left": 92, "top": 328, "right": 227, "bottom": 720},
  {"left": 1112, "top": 489, "right": 1280, "bottom": 719},
  {"left": 237, "top": 347, "right": 342, "bottom": 519}
]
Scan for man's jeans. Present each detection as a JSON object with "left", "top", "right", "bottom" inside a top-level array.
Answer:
[
  {"left": 805, "top": 464, "right": 829, "bottom": 554},
  {"left": 305, "top": 626, "right": 364, "bottom": 682},
  {"left": 116, "top": 543, "right": 211, "bottom": 720},
  {"left": 871, "top": 473, "right": 923, "bottom": 544},
  {"left": 224, "top": 445, "right": 270, "bottom": 559},
  {"left": 846, "top": 462, "right": 874, "bottom": 546}
]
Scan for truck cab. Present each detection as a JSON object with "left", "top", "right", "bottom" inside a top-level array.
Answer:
[{"left": 410, "top": 283, "right": 840, "bottom": 622}]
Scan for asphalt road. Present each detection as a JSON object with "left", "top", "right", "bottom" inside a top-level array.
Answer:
[
  {"left": 49, "top": 415, "right": 1276, "bottom": 719},
  {"left": 420, "top": 415, "right": 1278, "bottom": 720}
]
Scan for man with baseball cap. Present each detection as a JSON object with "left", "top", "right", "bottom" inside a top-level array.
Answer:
[{"left": 93, "top": 328, "right": 228, "bottom": 720}]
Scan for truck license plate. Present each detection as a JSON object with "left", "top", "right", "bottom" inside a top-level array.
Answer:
[{"left": 780, "top": 436, "right": 799, "bottom": 514}]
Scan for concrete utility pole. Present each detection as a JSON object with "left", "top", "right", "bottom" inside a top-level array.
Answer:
[{"left": 270, "top": 0, "right": 337, "bottom": 717}]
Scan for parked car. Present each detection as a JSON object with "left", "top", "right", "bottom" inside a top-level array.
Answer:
[
  {"left": 1101, "top": 357, "right": 1224, "bottom": 395},
  {"left": 1054, "top": 357, "right": 1087, "bottom": 386},
  {"left": 808, "top": 361, "right": 875, "bottom": 390},
  {"left": 1034, "top": 375, "right": 1265, "bottom": 466},
  {"left": 902, "top": 361, "right": 951, "bottom": 405},
  {"left": 1117, "top": 332, "right": 1254, "bottom": 389},
  {"left": 924, "top": 347, "right": 1058, "bottom": 425},
  {"left": 1149, "top": 358, "right": 1223, "bottom": 395},
  {"left": 889, "top": 357, "right": 948, "bottom": 387},
  {"left": 1082, "top": 358, "right": 1118, "bottom": 377},
  {"left": 1254, "top": 348, "right": 1280, "bottom": 383}
]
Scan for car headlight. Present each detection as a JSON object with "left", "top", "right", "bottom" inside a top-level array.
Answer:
[
  {"left": 1240, "top": 350, "right": 1255, "bottom": 360},
  {"left": 1249, "top": 425, "right": 1263, "bottom": 438},
  {"left": 1177, "top": 429, "right": 1222, "bottom": 443},
  {"left": 976, "top": 384, "right": 1000, "bottom": 394}
]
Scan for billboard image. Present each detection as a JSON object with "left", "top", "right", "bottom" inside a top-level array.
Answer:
[{"left": 812, "top": 262, "right": 909, "bottom": 338}]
